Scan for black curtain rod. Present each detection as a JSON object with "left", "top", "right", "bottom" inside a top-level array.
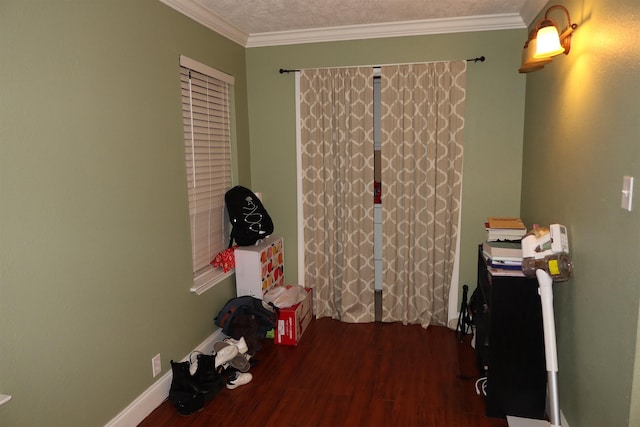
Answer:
[
  {"left": 279, "top": 68, "right": 299, "bottom": 74},
  {"left": 279, "top": 56, "right": 485, "bottom": 74}
]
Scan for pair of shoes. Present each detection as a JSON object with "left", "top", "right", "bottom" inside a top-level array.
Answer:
[
  {"left": 226, "top": 371, "right": 253, "bottom": 390},
  {"left": 214, "top": 336, "right": 248, "bottom": 355},
  {"left": 225, "top": 353, "right": 251, "bottom": 373},
  {"left": 215, "top": 350, "right": 250, "bottom": 373},
  {"left": 213, "top": 344, "right": 238, "bottom": 368},
  {"left": 213, "top": 336, "right": 250, "bottom": 369},
  {"left": 224, "top": 336, "right": 249, "bottom": 354},
  {"left": 168, "top": 358, "right": 223, "bottom": 416}
]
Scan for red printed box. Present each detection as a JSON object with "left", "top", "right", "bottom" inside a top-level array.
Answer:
[{"left": 274, "top": 287, "right": 313, "bottom": 346}]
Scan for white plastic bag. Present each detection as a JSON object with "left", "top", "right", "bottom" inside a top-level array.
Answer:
[{"left": 264, "top": 284, "right": 307, "bottom": 308}]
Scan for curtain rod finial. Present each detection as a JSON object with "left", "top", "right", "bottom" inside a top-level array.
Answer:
[{"left": 279, "top": 68, "right": 301, "bottom": 74}]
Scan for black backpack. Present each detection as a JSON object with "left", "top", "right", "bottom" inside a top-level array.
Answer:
[{"left": 225, "top": 185, "right": 274, "bottom": 247}]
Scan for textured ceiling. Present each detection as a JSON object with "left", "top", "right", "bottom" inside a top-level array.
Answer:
[
  {"left": 196, "top": 0, "right": 530, "bottom": 34},
  {"left": 161, "top": 0, "right": 545, "bottom": 46}
]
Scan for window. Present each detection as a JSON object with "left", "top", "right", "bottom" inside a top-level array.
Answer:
[{"left": 179, "top": 55, "right": 234, "bottom": 294}]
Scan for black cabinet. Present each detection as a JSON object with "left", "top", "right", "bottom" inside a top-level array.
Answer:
[{"left": 476, "top": 245, "right": 547, "bottom": 419}]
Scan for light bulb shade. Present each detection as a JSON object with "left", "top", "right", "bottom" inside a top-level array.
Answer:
[
  {"left": 534, "top": 25, "right": 565, "bottom": 58},
  {"left": 519, "top": 37, "right": 552, "bottom": 73}
]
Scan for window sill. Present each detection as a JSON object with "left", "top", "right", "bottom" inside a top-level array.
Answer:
[{"left": 190, "top": 266, "right": 234, "bottom": 295}]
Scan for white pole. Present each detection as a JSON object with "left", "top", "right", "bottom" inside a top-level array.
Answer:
[
  {"left": 536, "top": 269, "right": 561, "bottom": 427},
  {"left": 507, "top": 269, "right": 561, "bottom": 427}
]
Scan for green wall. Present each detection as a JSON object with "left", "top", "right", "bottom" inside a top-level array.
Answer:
[
  {"left": 245, "top": 30, "right": 528, "bottom": 307},
  {"left": 520, "top": 0, "right": 640, "bottom": 426},
  {"left": 0, "top": 1, "right": 249, "bottom": 425}
]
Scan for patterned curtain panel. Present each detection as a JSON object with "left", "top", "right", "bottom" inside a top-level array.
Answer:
[
  {"left": 380, "top": 61, "right": 467, "bottom": 328},
  {"left": 299, "top": 67, "right": 375, "bottom": 323}
]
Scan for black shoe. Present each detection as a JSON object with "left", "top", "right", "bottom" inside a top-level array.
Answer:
[
  {"left": 192, "top": 353, "right": 224, "bottom": 401},
  {"left": 169, "top": 360, "right": 207, "bottom": 394},
  {"left": 168, "top": 360, "right": 207, "bottom": 415},
  {"left": 168, "top": 390, "right": 204, "bottom": 416}
]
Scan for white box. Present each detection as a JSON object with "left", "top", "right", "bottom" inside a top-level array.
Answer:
[{"left": 234, "top": 236, "right": 284, "bottom": 299}]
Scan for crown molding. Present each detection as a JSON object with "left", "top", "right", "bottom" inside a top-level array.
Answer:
[
  {"left": 247, "top": 14, "right": 526, "bottom": 47},
  {"left": 158, "top": 0, "right": 249, "bottom": 46},
  {"left": 159, "top": 0, "right": 527, "bottom": 48},
  {"left": 519, "top": 0, "right": 549, "bottom": 26}
]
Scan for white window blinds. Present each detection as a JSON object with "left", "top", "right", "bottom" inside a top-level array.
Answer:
[{"left": 180, "top": 56, "right": 234, "bottom": 276}]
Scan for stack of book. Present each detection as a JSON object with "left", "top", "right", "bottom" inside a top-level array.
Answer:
[
  {"left": 483, "top": 217, "right": 527, "bottom": 277},
  {"left": 482, "top": 240, "right": 524, "bottom": 277},
  {"left": 485, "top": 217, "right": 527, "bottom": 242}
]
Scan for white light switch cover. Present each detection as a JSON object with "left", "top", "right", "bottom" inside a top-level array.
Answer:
[{"left": 621, "top": 176, "right": 634, "bottom": 211}]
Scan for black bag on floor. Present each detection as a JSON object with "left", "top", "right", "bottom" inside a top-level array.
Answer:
[
  {"left": 225, "top": 185, "right": 274, "bottom": 247},
  {"left": 215, "top": 296, "right": 278, "bottom": 353}
]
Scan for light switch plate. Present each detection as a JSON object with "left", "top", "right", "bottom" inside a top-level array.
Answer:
[
  {"left": 152, "top": 354, "right": 161, "bottom": 378},
  {"left": 621, "top": 176, "right": 634, "bottom": 211}
]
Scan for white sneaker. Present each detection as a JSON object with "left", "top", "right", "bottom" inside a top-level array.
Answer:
[
  {"left": 188, "top": 352, "right": 199, "bottom": 375},
  {"left": 226, "top": 372, "right": 252, "bottom": 390},
  {"left": 227, "top": 354, "right": 251, "bottom": 372},
  {"left": 223, "top": 336, "right": 249, "bottom": 354},
  {"left": 214, "top": 345, "right": 239, "bottom": 368},
  {"left": 189, "top": 359, "right": 198, "bottom": 376},
  {"left": 213, "top": 338, "right": 248, "bottom": 355}
]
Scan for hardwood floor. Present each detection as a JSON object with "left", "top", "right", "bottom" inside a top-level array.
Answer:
[{"left": 139, "top": 318, "right": 508, "bottom": 427}]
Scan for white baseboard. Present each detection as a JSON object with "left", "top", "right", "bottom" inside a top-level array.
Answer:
[{"left": 105, "top": 329, "right": 225, "bottom": 427}]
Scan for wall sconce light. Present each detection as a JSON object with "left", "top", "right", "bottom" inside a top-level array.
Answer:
[
  {"left": 518, "top": 5, "right": 578, "bottom": 73},
  {"left": 519, "top": 31, "right": 552, "bottom": 73}
]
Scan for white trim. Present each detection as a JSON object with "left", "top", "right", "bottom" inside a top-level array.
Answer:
[
  {"left": 190, "top": 268, "right": 234, "bottom": 295},
  {"left": 295, "top": 73, "right": 305, "bottom": 286},
  {"left": 447, "top": 205, "right": 463, "bottom": 328},
  {"left": 105, "top": 329, "right": 225, "bottom": 427},
  {"left": 158, "top": 0, "right": 248, "bottom": 46},
  {"left": 246, "top": 14, "right": 526, "bottom": 47},
  {"left": 160, "top": 0, "right": 527, "bottom": 48},
  {"left": 179, "top": 55, "right": 235, "bottom": 85}
]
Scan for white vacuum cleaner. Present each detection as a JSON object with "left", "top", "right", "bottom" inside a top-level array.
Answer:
[{"left": 507, "top": 224, "right": 573, "bottom": 427}]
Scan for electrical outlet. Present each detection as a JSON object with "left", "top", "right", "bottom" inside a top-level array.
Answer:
[{"left": 152, "top": 354, "right": 161, "bottom": 378}]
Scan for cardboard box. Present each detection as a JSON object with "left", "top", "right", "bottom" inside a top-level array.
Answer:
[
  {"left": 234, "top": 236, "right": 284, "bottom": 299},
  {"left": 275, "top": 287, "right": 313, "bottom": 346}
]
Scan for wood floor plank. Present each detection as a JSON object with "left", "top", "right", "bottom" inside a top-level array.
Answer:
[{"left": 139, "top": 318, "right": 508, "bottom": 427}]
